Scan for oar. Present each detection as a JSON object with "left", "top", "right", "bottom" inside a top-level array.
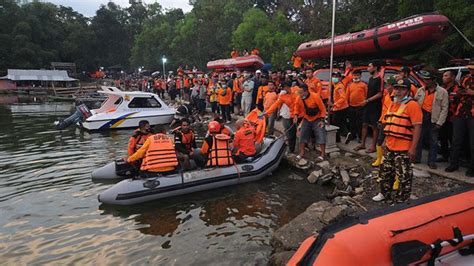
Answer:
[{"left": 391, "top": 233, "right": 474, "bottom": 266}]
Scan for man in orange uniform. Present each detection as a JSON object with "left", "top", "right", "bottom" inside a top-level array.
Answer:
[
  {"left": 304, "top": 69, "right": 322, "bottom": 95},
  {"left": 265, "top": 82, "right": 297, "bottom": 152},
  {"left": 233, "top": 119, "right": 257, "bottom": 163},
  {"left": 372, "top": 79, "right": 422, "bottom": 203},
  {"left": 414, "top": 71, "right": 449, "bottom": 169},
  {"left": 128, "top": 120, "right": 153, "bottom": 156},
  {"left": 251, "top": 48, "right": 260, "bottom": 56},
  {"left": 232, "top": 73, "right": 243, "bottom": 115},
  {"left": 263, "top": 81, "right": 278, "bottom": 135},
  {"left": 194, "top": 121, "right": 234, "bottom": 167},
  {"left": 291, "top": 53, "right": 302, "bottom": 70},
  {"left": 330, "top": 72, "right": 349, "bottom": 143},
  {"left": 398, "top": 66, "right": 418, "bottom": 96},
  {"left": 218, "top": 81, "right": 233, "bottom": 123},
  {"left": 294, "top": 84, "right": 327, "bottom": 161},
  {"left": 345, "top": 70, "right": 368, "bottom": 144},
  {"left": 173, "top": 118, "right": 197, "bottom": 170},
  {"left": 231, "top": 48, "right": 238, "bottom": 58},
  {"left": 126, "top": 125, "right": 179, "bottom": 177},
  {"left": 256, "top": 76, "right": 268, "bottom": 111}
]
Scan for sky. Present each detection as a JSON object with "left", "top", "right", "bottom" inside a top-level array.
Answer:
[{"left": 44, "top": 0, "right": 192, "bottom": 17}]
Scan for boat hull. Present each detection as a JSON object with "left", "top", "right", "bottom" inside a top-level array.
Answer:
[
  {"left": 81, "top": 111, "right": 174, "bottom": 130},
  {"left": 289, "top": 186, "right": 474, "bottom": 265},
  {"left": 207, "top": 55, "right": 264, "bottom": 70},
  {"left": 295, "top": 13, "right": 450, "bottom": 60},
  {"left": 97, "top": 137, "right": 286, "bottom": 205}
]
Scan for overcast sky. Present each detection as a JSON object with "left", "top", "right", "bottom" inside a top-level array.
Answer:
[{"left": 44, "top": 0, "right": 192, "bottom": 17}]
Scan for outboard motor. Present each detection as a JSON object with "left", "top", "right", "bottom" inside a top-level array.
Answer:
[{"left": 54, "top": 104, "right": 92, "bottom": 130}]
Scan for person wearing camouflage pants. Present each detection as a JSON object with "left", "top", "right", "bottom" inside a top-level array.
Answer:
[{"left": 379, "top": 150, "right": 412, "bottom": 202}]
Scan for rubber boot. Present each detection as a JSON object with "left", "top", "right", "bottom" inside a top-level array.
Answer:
[{"left": 371, "top": 145, "right": 383, "bottom": 167}]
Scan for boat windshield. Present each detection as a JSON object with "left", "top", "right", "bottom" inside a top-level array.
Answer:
[{"left": 95, "top": 95, "right": 122, "bottom": 113}]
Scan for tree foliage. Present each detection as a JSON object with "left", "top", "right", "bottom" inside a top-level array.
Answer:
[{"left": 0, "top": 0, "right": 472, "bottom": 74}]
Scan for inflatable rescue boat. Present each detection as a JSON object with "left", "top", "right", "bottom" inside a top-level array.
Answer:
[
  {"left": 207, "top": 55, "right": 265, "bottom": 70},
  {"left": 295, "top": 13, "right": 451, "bottom": 60},
  {"left": 96, "top": 137, "right": 286, "bottom": 205},
  {"left": 288, "top": 186, "right": 474, "bottom": 266}
]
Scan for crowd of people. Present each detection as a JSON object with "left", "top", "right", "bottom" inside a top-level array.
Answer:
[{"left": 119, "top": 59, "right": 473, "bottom": 204}]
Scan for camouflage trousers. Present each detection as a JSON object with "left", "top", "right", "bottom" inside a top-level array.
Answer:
[{"left": 379, "top": 150, "right": 413, "bottom": 202}]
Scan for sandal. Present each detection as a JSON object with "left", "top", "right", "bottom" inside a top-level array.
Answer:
[
  {"left": 354, "top": 145, "right": 366, "bottom": 151},
  {"left": 365, "top": 148, "right": 376, "bottom": 153}
]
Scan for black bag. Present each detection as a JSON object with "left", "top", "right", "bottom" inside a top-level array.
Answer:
[
  {"left": 302, "top": 98, "right": 320, "bottom": 116},
  {"left": 115, "top": 158, "right": 137, "bottom": 177}
]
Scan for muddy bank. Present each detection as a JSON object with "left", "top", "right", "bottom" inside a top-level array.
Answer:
[{"left": 269, "top": 148, "right": 466, "bottom": 265}]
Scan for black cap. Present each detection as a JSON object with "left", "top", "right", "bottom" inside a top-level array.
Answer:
[
  {"left": 418, "top": 70, "right": 435, "bottom": 80},
  {"left": 393, "top": 78, "right": 411, "bottom": 89}
]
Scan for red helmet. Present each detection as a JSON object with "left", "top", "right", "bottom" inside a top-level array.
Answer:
[{"left": 208, "top": 121, "right": 221, "bottom": 133}]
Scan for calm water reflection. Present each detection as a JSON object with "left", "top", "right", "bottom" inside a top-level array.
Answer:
[{"left": 0, "top": 100, "right": 327, "bottom": 265}]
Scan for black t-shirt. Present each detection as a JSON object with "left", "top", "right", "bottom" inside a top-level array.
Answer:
[{"left": 366, "top": 76, "right": 382, "bottom": 112}]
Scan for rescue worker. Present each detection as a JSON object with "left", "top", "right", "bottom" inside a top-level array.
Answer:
[
  {"left": 372, "top": 77, "right": 396, "bottom": 167},
  {"left": 294, "top": 84, "right": 327, "bottom": 161},
  {"left": 445, "top": 61, "right": 474, "bottom": 176},
  {"left": 214, "top": 116, "right": 233, "bottom": 137},
  {"left": 173, "top": 118, "right": 197, "bottom": 170},
  {"left": 355, "top": 61, "right": 383, "bottom": 153},
  {"left": 304, "top": 69, "right": 322, "bottom": 95},
  {"left": 291, "top": 53, "right": 302, "bottom": 70},
  {"left": 231, "top": 48, "right": 238, "bottom": 58},
  {"left": 330, "top": 72, "right": 349, "bottom": 143},
  {"left": 208, "top": 76, "right": 219, "bottom": 114},
  {"left": 439, "top": 70, "right": 460, "bottom": 162},
  {"left": 126, "top": 125, "right": 179, "bottom": 176},
  {"left": 127, "top": 120, "right": 153, "bottom": 156},
  {"left": 414, "top": 70, "right": 449, "bottom": 169},
  {"left": 251, "top": 48, "right": 260, "bottom": 56},
  {"left": 264, "top": 82, "right": 297, "bottom": 153},
  {"left": 218, "top": 80, "right": 233, "bottom": 123},
  {"left": 241, "top": 72, "right": 255, "bottom": 116},
  {"left": 233, "top": 119, "right": 257, "bottom": 163},
  {"left": 345, "top": 70, "right": 368, "bottom": 144},
  {"left": 372, "top": 79, "right": 422, "bottom": 203},
  {"left": 263, "top": 80, "right": 278, "bottom": 135},
  {"left": 397, "top": 66, "right": 418, "bottom": 96},
  {"left": 195, "top": 121, "right": 234, "bottom": 167},
  {"left": 256, "top": 75, "right": 268, "bottom": 111},
  {"left": 232, "top": 73, "right": 243, "bottom": 115}
]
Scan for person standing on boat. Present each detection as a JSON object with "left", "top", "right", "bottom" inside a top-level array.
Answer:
[
  {"left": 233, "top": 119, "right": 257, "bottom": 163},
  {"left": 126, "top": 125, "right": 179, "bottom": 176},
  {"left": 173, "top": 118, "right": 196, "bottom": 170},
  {"left": 372, "top": 79, "right": 422, "bottom": 203},
  {"left": 127, "top": 120, "right": 153, "bottom": 156}
]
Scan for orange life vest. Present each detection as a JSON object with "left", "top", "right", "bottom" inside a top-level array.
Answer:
[
  {"left": 383, "top": 99, "right": 414, "bottom": 141},
  {"left": 128, "top": 129, "right": 152, "bottom": 156},
  {"left": 141, "top": 134, "right": 178, "bottom": 171},
  {"left": 234, "top": 124, "right": 257, "bottom": 156},
  {"left": 206, "top": 134, "right": 234, "bottom": 167}
]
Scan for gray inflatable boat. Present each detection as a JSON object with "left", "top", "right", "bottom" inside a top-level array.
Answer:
[{"left": 97, "top": 137, "right": 286, "bottom": 205}]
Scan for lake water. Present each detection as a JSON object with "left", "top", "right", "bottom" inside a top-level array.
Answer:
[{"left": 0, "top": 100, "right": 327, "bottom": 265}]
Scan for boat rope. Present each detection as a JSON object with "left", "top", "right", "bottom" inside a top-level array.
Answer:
[
  {"left": 275, "top": 122, "right": 296, "bottom": 140},
  {"left": 390, "top": 205, "right": 474, "bottom": 236},
  {"left": 449, "top": 20, "right": 474, "bottom": 47}
]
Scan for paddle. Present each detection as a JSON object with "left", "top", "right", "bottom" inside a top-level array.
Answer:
[{"left": 391, "top": 232, "right": 474, "bottom": 266}]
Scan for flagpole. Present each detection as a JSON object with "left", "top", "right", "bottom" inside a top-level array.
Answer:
[{"left": 328, "top": 0, "right": 336, "bottom": 107}]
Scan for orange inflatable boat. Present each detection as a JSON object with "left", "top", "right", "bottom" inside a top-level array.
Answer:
[{"left": 288, "top": 186, "right": 474, "bottom": 265}]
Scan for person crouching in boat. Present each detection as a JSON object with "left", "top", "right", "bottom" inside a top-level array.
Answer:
[
  {"left": 172, "top": 118, "right": 196, "bottom": 170},
  {"left": 127, "top": 120, "right": 153, "bottom": 156},
  {"left": 192, "top": 121, "right": 234, "bottom": 168},
  {"left": 126, "top": 125, "right": 179, "bottom": 177},
  {"left": 372, "top": 79, "right": 422, "bottom": 203},
  {"left": 233, "top": 119, "right": 257, "bottom": 163}
]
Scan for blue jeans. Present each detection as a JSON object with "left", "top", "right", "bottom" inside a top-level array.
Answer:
[{"left": 416, "top": 110, "right": 439, "bottom": 164}]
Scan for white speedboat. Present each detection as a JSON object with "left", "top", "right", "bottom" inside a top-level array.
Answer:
[{"left": 80, "top": 87, "right": 175, "bottom": 130}]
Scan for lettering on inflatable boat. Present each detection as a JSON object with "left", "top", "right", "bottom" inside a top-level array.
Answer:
[{"left": 387, "top": 16, "right": 423, "bottom": 30}]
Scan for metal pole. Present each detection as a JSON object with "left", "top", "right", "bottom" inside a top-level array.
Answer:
[
  {"left": 328, "top": 0, "right": 336, "bottom": 107},
  {"left": 162, "top": 61, "right": 166, "bottom": 80}
]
